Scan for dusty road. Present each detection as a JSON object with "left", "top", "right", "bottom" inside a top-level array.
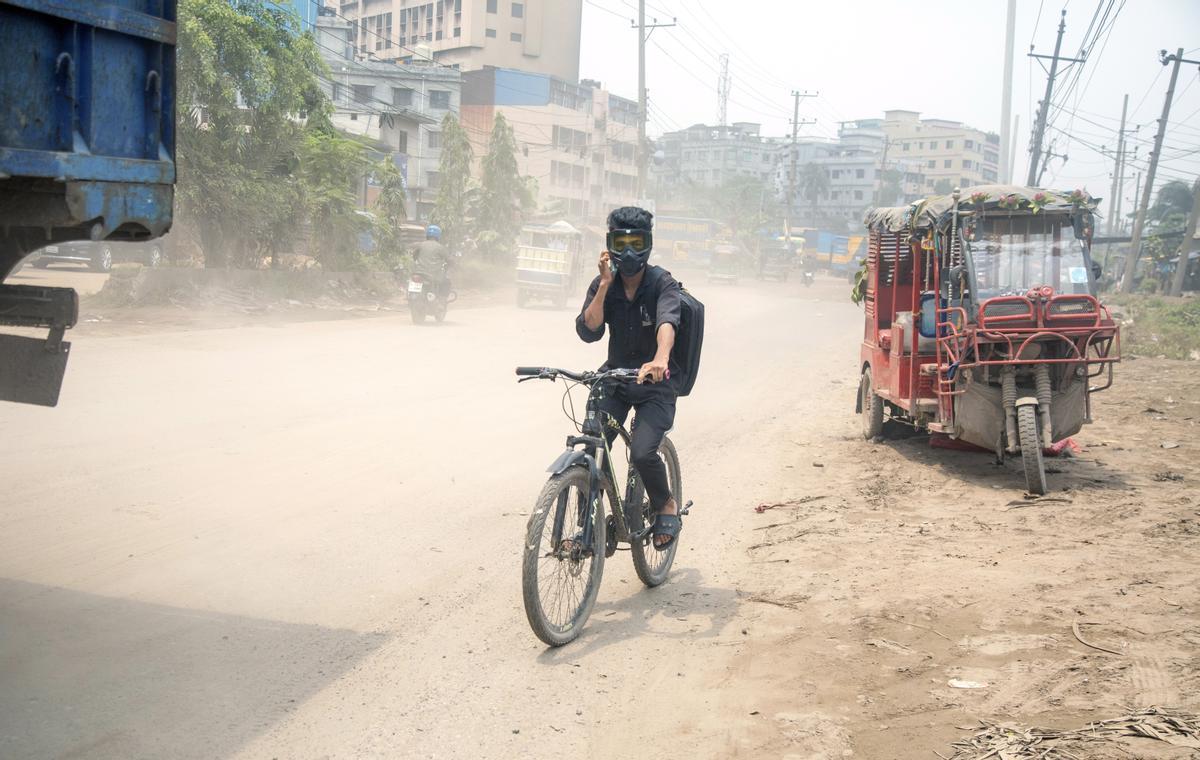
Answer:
[{"left": 1, "top": 276, "right": 1197, "bottom": 759}]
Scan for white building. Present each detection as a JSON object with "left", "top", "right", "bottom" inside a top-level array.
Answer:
[{"left": 317, "top": 15, "right": 463, "bottom": 219}]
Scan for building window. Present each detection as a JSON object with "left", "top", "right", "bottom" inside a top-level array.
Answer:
[
  {"left": 512, "top": 2, "right": 524, "bottom": 17},
  {"left": 427, "top": 131, "right": 441, "bottom": 149},
  {"left": 902, "top": 142, "right": 910, "bottom": 151},
  {"left": 453, "top": 27, "right": 461, "bottom": 37},
  {"left": 485, "top": 27, "right": 496, "bottom": 37},
  {"left": 856, "top": 169, "right": 865, "bottom": 179},
  {"left": 510, "top": 32, "right": 522, "bottom": 42},
  {"left": 831, "top": 191, "right": 840, "bottom": 200},
  {"left": 965, "top": 139, "right": 974, "bottom": 150},
  {"left": 393, "top": 87, "right": 413, "bottom": 107},
  {"left": 854, "top": 190, "right": 863, "bottom": 200},
  {"left": 353, "top": 84, "right": 374, "bottom": 105},
  {"left": 435, "top": 30, "right": 442, "bottom": 40},
  {"left": 927, "top": 160, "right": 936, "bottom": 168},
  {"left": 831, "top": 170, "right": 841, "bottom": 179},
  {"left": 396, "top": 130, "right": 408, "bottom": 154},
  {"left": 427, "top": 171, "right": 441, "bottom": 189},
  {"left": 962, "top": 159, "right": 971, "bottom": 168},
  {"left": 943, "top": 159, "right": 952, "bottom": 168},
  {"left": 429, "top": 90, "right": 450, "bottom": 109},
  {"left": 331, "top": 82, "right": 342, "bottom": 103},
  {"left": 919, "top": 142, "right": 925, "bottom": 150},
  {"left": 486, "top": 0, "right": 497, "bottom": 11},
  {"left": 946, "top": 140, "right": 955, "bottom": 149}
]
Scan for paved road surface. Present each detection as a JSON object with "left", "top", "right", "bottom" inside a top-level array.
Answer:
[{"left": 0, "top": 278, "right": 859, "bottom": 759}]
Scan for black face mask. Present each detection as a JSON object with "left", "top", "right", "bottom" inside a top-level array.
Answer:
[
  {"left": 607, "top": 228, "right": 652, "bottom": 278},
  {"left": 613, "top": 248, "right": 650, "bottom": 277}
]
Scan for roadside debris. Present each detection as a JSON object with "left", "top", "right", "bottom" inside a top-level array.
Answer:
[
  {"left": 944, "top": 708, "right": 1200, "bottom": 758},
  {"left": 754, "top": 495, "right": 827, "bottom": 513}
]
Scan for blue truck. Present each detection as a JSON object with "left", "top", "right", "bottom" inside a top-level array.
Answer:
[{"left": 0, "top": 0, "right": 177, "bottom": 405}]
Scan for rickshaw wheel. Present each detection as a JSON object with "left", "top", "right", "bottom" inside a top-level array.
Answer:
[
  {"left": 860, "top": 369, "right": 884, "bottom": 439},
  {"left": 1017, "top": 405, "right": 1048, "bottom": 495}
]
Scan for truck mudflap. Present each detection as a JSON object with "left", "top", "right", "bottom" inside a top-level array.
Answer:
[{"left": 0, "top": 284, "right": 78, "bottom": 406}]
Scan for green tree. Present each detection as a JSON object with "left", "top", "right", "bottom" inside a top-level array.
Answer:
[
  {"left": 799, "top": 162, "right": 830, "bottom": 226},
  {"left": 475, "top": 113, "right": 534, "bottom": 259},
  {"left": 299, "top": 131, "right": 370, "bottom": 270},
  {"left": 876, "top": 168, "right": 903, "bottom": 206},
  {"left": 371, "top": 155, "right": 409, "bottom": 268},
  {"left": 176, "top": 0, "right": 329, "bottom": 267},
  {"left": 430, "top": 114, "right": 474, "bottom": 252},
  {"left": 1144, "top": 180, "right": 1195, "bottom": 266}
]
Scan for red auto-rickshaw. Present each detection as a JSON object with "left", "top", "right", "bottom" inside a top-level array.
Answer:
[{"left": 857, "top": 185, "right": 1120, "bottom": 494}]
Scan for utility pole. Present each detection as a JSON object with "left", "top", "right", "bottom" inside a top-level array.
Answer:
[
  {"left": 786, "top": 90, "right": 817, "bottom": 232},
  {"left": 1120, "top": 48, "right": 1200, "bottom": 293},
  {"left": 1105, "top": 94, "right": 1129, "bottom": 236},
  {"left": 999, "top": 0, "right": 1016, "bottom": 184},
  {"left": 1169, "top": 176, "right": 1200, "bottom": 296},
  {"left": 1027, "top": 10, "right": 1085, "bottom": 187},
  {"left": 717, "top": 53, "right": 730, "bottom": 131},
  {"left": 1008, "top": 114, "right": 1020, "bottom": 184},
  {"left": 634, "top": 4, "right": 675, "bottom": 201}
]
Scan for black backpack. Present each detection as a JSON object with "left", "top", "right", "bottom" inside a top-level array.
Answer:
[{"left": 649, "top": 266, "right": 704, "bottom": 396}]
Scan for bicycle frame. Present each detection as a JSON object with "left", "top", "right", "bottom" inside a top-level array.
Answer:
[{"left": 546, "top": 379, "right": 650, "bottom": 561}]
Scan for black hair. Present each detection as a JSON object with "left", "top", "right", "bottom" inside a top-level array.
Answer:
[{"left": 607, "top": 206, "right": 654, "bottom": 232}]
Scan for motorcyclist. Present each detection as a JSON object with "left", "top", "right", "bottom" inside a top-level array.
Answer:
[{"left": 412, "top": 224, "right": 453, "bottom": 296}]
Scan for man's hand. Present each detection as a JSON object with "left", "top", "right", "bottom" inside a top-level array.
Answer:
[
  {"left": 638, "top": 357, "right": 669, "bottom": 385},
  {"left": 598, "top": 251, "right": 614, "bottom": 288}
]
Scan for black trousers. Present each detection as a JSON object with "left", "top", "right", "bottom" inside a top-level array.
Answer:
[{"left": 596, "top": 382, "right": 677, "bottom": 511}]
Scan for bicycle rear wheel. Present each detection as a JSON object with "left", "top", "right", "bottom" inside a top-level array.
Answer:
[
  {"left": 521, "top": 467, "right": 606, "bottom": 646},
  {"left": 629, "top": 435, "right": 682, "bottom": 588}
]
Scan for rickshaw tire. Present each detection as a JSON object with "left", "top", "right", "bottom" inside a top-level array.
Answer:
[
  {"left": 860, "top": 369, "right": 884, "bottom": 439},
  {"left": 1017, "top": 405, "right": 1047, "bottom": 495}
]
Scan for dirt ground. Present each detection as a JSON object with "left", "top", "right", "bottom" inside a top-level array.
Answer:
[{"left": 0, "top": 273, "right": 1196, "bottom": 759}]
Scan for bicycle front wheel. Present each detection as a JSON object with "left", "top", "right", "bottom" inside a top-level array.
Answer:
[
  {"left": 521, "top": 467, "right": 606, "bottom": 646},
  {"left": 629, "top": 435, "right": 682, "bottom": 588}
]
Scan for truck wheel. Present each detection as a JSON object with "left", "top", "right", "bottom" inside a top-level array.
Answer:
[
  {"left": 90, "top": 246, "right": 113, "bottom": 273},
  {"left": 860, "top": 369, "right": 884, "bottom": 439},
  {"left": 1017, "top": 405, "right": 1047, "bottom": 495}
]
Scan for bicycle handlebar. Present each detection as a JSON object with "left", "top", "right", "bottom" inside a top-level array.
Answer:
[{"left": 514, "top": 366, "right": 640, "bottom": 384}]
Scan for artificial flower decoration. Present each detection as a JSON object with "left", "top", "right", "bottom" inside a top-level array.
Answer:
[
  {"left": 1029, "top": 192, "right": 1048, "bottom": 214},
  {"left": 998, "top": 193, "right": 1021, "bottom": 210},
  {"left": 968, "top": 191, "right": 990, "bottom": 206}
]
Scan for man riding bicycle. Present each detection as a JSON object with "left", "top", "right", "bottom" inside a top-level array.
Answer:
[{"left": 576, "top": 206, "right": 682, "bottom": 549}]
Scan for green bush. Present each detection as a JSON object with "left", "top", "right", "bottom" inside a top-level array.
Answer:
[{"left": 1108, "top": 294, "right": 1200, "bottom": 360}]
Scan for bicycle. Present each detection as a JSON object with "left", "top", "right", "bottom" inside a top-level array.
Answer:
[{"left": 515, "top": 365, "right": 692, "bottom": 647}]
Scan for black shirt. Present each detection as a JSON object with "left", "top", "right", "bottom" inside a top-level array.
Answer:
[{"left": 576, "top": 265, "right": 682, "bottom": 374}]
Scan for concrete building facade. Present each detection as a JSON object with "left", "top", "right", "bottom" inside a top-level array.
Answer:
[
  {"left": 317, "top": 16, "right": 463, "bottom": 219},
  {"left": 882, "top": 110, "right": 1000, "bottom": 191},
  {"left": 332, "top": 0, "right": 583, "bottom": 82},
  {"left": 656, "top": 122, "right": 786, "bottom": 189},
  {"left": 461, "top": 68, "right": 639, "bottom": 223}
]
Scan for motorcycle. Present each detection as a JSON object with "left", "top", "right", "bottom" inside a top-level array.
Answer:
[
  {"left": 802, "top": 270, "right": 815, "bottom": 288},
  {"left": 407, "top": 270, "right": 455, "bottom": 324}
]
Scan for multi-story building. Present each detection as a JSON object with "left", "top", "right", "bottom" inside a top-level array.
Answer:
[
  {"left": 333, "top": 0, "right": 583, "bottom": 83},
  {"left": 656, "top": 122, "right": 785, "bottom": 190},
  {"left": 461, "top": 68, "right": 639, "bottom": 223},
  {"left": 317, "top": 16, "right": 463, "bottom": 219},
  {"left": 882, "top": 110, "right": 1000, "bottom": 192}
]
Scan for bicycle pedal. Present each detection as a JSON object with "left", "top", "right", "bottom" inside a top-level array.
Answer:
[{"left": 680, "top": 500, "right": 693, "bottom": 516}]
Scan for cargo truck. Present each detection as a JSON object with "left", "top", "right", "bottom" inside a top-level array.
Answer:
[{"left": 0, "top": 0, "right": 177, "bottom": 406}]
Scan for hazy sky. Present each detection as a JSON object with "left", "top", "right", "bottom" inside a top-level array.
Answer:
[{"left": 579, "top": 0, "right": 1200, "bottom": 208}]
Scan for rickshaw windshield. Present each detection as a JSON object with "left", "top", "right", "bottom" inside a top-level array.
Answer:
[{"left": 966, "top": 216, "right": 1092, "bottom": 299}]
